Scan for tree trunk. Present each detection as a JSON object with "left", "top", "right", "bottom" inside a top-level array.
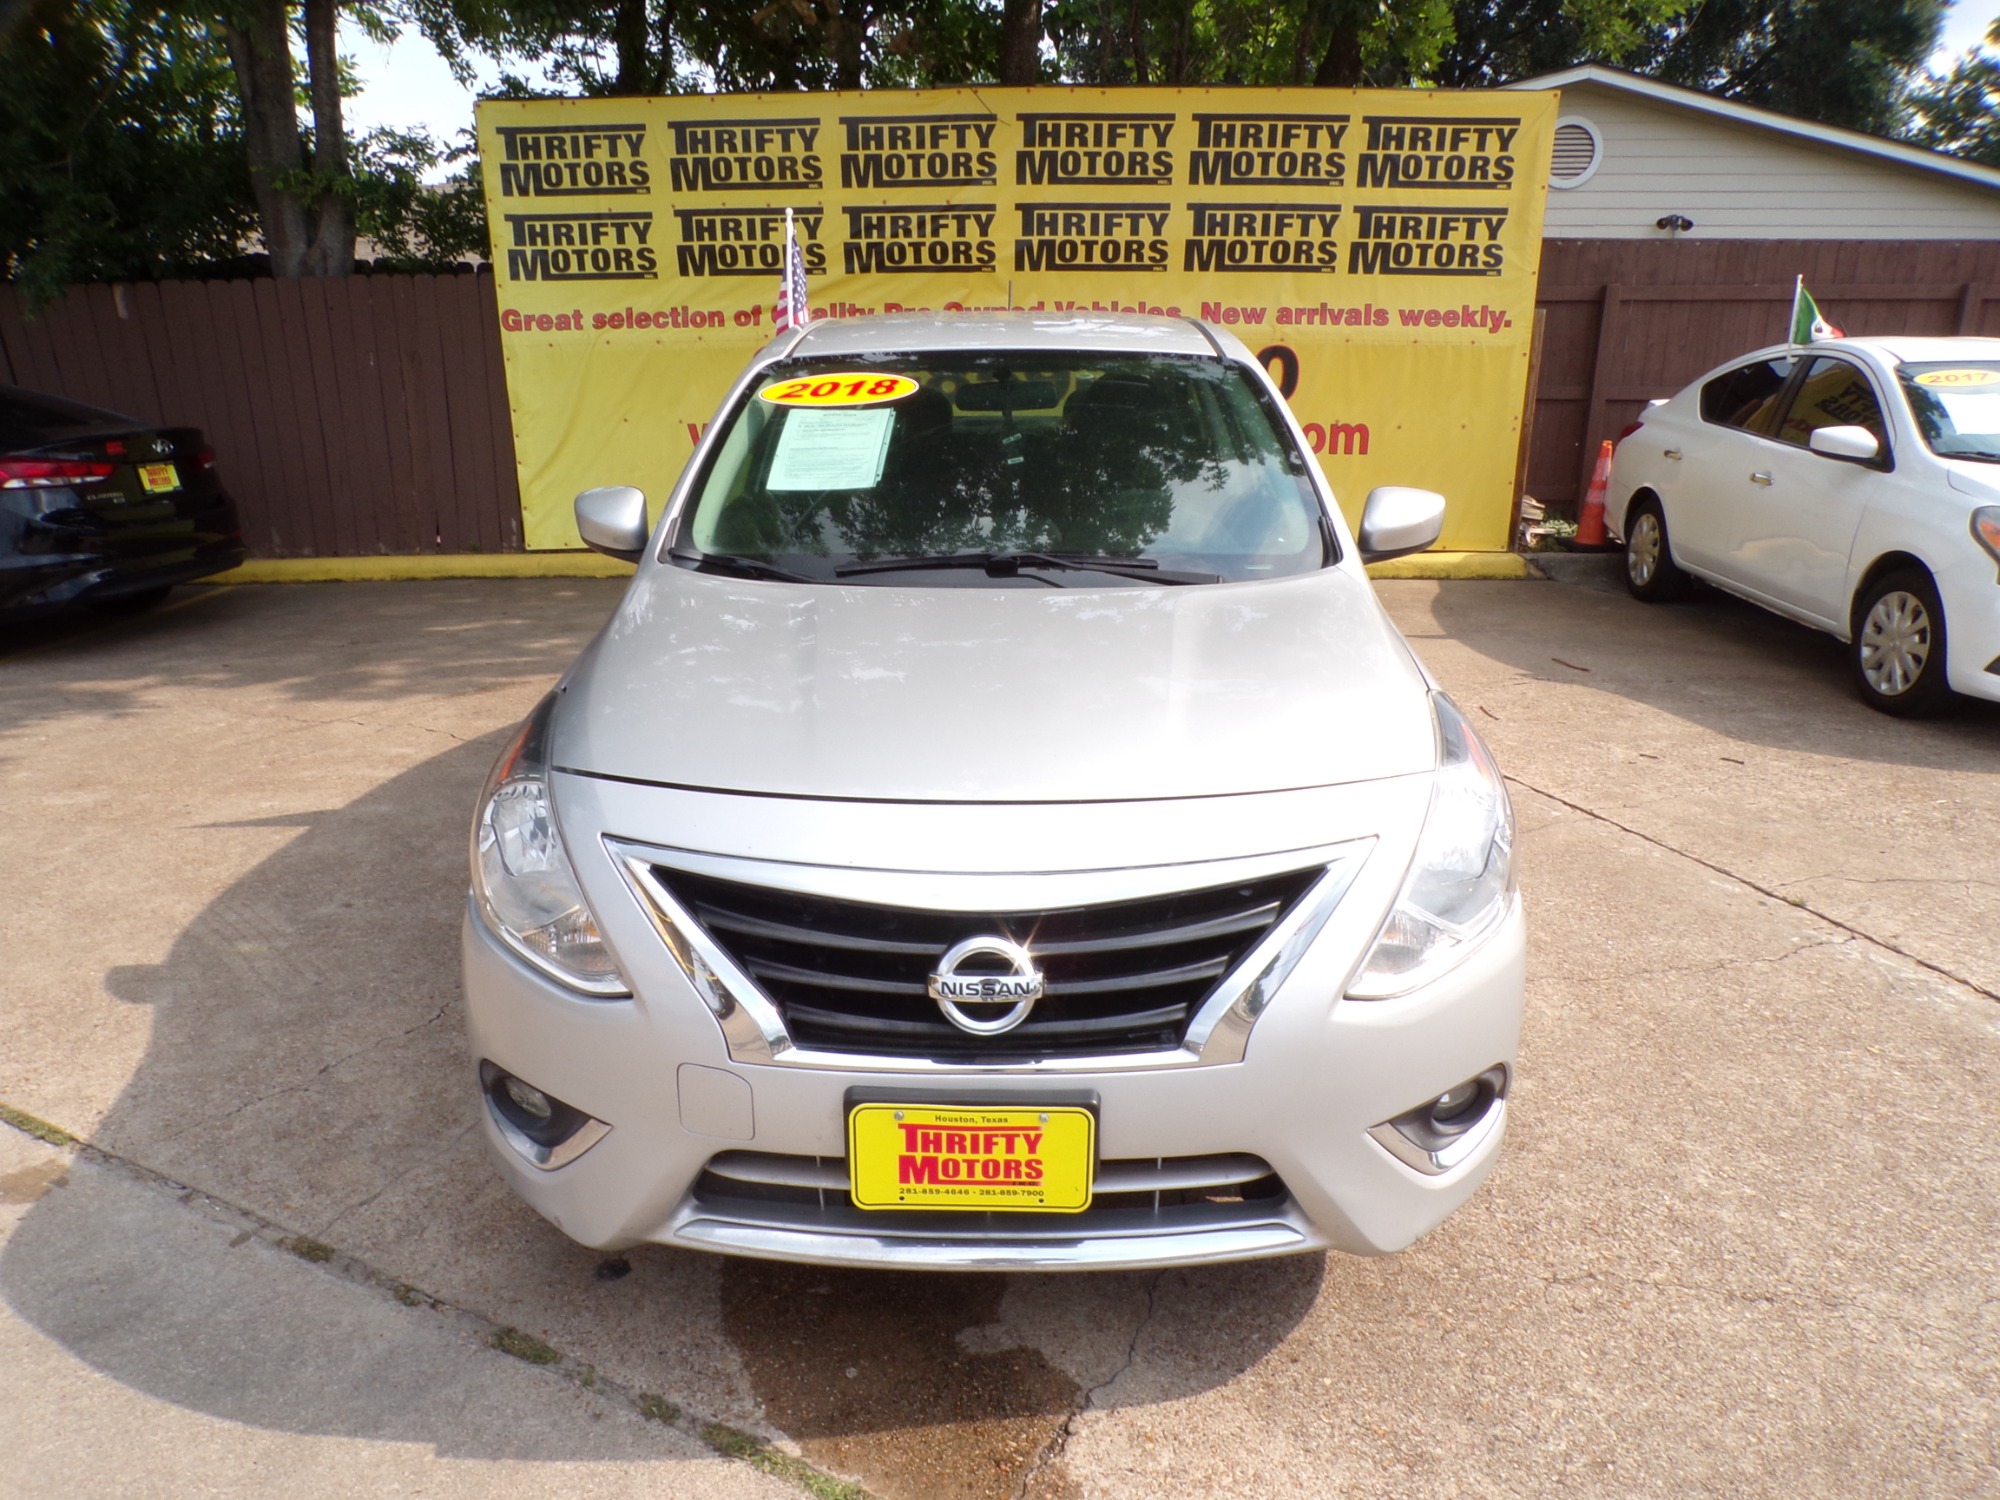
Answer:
[
  {"left": 998, "top": 0, "right": 1040, "bottom": 85},
  {"left": 1312, "top": 0, "right": 1364, "bottom": 87},
  {"left": 822, "top": 0, "right": 866, "bottom": 89},
  {"left": 220, "top": 0, "right": 310, "bottom": 278},
  {"left": 613, "top": 0, "right": 649, "bottom": 93},
  {"left": 300, "top": 0, "right": 354, "bottom": 276},
  {"left": 1127, "top": 0, "right": 1148, "bottom": 84}
]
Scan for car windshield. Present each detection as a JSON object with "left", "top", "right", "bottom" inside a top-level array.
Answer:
[
  {"left": 1894, "top": 360, "right": 2000, "bottom": 462},
  {"left": 669, "top": 351, "right": 1329, "bottom": 585}
]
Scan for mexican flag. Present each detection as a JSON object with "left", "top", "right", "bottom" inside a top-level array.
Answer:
[{"left": 1790, "top": 277, "right": 1843, "bottom": 343}]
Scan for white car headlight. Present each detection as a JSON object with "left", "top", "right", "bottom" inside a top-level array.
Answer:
[
  {"left": 1348, "top": 692, "right": 1516, "bottom": 1000},
  {"left": 471, "top": 693, "right": 628, "bottom": 995}
]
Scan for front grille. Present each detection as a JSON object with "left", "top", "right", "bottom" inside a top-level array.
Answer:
[
  {"left": 694, "top": 1150, "right": 1290, "bottom": 1238},
  {"left": 651, "top": 866, "right": 1322, "bottom": 1060}
]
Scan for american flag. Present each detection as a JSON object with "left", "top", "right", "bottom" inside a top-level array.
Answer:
[{"left": 773, "top": 206, "right": 808, "bottom": 332}]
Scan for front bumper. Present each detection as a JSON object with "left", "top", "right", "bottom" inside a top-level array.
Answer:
[{"left": 462, "top": 776, "right": 1525, "bottom": 1270}]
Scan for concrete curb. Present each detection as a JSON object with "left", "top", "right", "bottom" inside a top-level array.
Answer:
[{"left": 211, "top": 551, "right": 1531, "bottom": 584}]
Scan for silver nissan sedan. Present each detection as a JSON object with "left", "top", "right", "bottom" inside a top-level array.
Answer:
[{"left": 462, "top": 312, "right": 1524, "bottom": 1270}]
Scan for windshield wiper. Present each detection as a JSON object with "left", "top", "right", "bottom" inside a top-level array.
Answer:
[
  {"left": 669, "top": 547, "right": 820, "bottom": 583},
  {"left": 834, "top": 551, "right": 1218, "bottom": 585}
]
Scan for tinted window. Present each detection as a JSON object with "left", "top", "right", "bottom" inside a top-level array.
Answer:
[
  {"left": 1699, "top": 360, "right": 1792, "bottom": 434},
  {"left": 673, "top": 352, "right": 1328, "bottom": 585},
  {"left": 1895, "top": 361, "right": 2000, "bottom": 462},
  {"left": 0, "top": 387, "right": 134, "bottom": 449},
  {"left": 1771, "top": 357, "right": 1887, "bottom": 459}
]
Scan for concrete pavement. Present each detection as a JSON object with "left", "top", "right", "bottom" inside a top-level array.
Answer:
[{"left": 1, "top": 573, "right": 1995, "bottom": 1498}]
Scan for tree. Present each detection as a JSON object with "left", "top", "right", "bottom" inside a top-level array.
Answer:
[
  {"left": 0, "top": 1, "right": 257, "bottom": 306},
  {"left": 1634, "top": 0, "right": 1946, "bottom": 137},
  {"left": 1906, "top": 21, "right": 2000, "bottom": 167},
  {"left": 1435, "top": 0, "right": 1687, "bottom": 88},
  {"left": 215, "top": 0, "right": 357, "bottom": 276}
]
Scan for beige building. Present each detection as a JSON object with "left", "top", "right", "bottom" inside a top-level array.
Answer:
[{"left": 1506, "top": 65, "right": 2000, "bottom": 240}]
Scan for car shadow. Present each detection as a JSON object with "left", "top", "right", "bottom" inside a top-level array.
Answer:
[
  {"left": 1426, "top": 563, "right": 2000, "bottom": 764},
  {"left": 0, "top": 579, "right": 626, "bottom": 743},
  {"left": 0, "top": 631, "right": 1326, "bottom": 1495}
]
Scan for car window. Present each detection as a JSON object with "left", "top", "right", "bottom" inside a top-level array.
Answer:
[
  {"left": 1770, "top": 357, "right": 1888, "bottom": 460},
  {"left": 1699, "top": 359, "right": 1793, "bottom": 435},
  {"left": 672, "top": 352, "right": 1329, "bottom": 585},
  {"left": 1894, "top": 360, "right": 2000, "bottom": 462}
]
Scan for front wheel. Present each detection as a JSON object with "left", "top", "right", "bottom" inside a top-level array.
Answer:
[
  {"left": 1623, "top": 498, "right": 1688, "bottom": 602},
  {"left": 1851, "top": 569, "right": 1952, "bottom": 717}
]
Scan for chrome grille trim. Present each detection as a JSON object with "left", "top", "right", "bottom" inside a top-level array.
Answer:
[
  {"left": 607, "top": 836, "right": 1372, "bottom": 1073},
  {"left": 688, "top": 1149, "right": 1296, "bottom": 1266},
  {"left": 702, "top": 1149, "right": 1276, "bottom": 1195}
]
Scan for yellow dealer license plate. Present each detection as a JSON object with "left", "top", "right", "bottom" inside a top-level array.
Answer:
[
  {"left": 138, "top": 462, "right": 180, "bottom": 494},
  {"left": 847, "top": 1103, "right": 1095, "bottom": 1212}
]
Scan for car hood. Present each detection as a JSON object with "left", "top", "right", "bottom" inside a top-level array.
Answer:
[{"left": 551, "top": 566, "right": 1437, "bottom": 803}]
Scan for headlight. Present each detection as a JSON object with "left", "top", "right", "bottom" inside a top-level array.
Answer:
[
  {"left": 1973, "top": 507, "right": 2000, "bottom": 574},
  {"left": 1347, "top": 691, "right": 1516, "bottom": 999},
  {"left": 471, "top": 692, "right": 628, "bottom": 995}
]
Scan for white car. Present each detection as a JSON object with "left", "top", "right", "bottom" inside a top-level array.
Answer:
[
  {"left": 1606, "top": 335, "right": 2000, "bottom": 715},
  {"left": 462, "top": 312, "right": 1524, "bottom": 1270}
]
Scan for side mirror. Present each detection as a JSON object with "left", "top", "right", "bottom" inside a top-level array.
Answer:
[
  {"left": 1807, "top": 425, "right": 1881, "bottom": 463},
  {"left": 574, "top": 485, "right": 649, "bottom": 561},
  {"left": 1357, "top": 486, "right": 1446, "bottom": 564}
]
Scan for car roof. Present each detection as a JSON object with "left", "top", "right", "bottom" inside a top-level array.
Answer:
[
  {"left": 1722, "top": 336, "right": 2000, "bottom": 368},
  {"left": 778, "top": 310, "right": 1224, "bottom": 360}
]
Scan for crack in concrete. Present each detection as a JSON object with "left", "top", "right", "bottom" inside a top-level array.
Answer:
[
  {"left": 317, "top": 1120, "right": 478, "bottom": 1239},
  {"left": 172, "top": 997, "right": 460, "bottom": 1143},
  {"left": 1013, "top": 1272, "right": 1163, "bottom": 1500},
  {"left": 1509, "top": 776, "right": 2000, "bottom": 1006}
]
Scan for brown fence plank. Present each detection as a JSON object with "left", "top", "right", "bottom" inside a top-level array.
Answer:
[
  {"left": 266, "top": 277, "right": 342, "bottom": 555},
  {"left": 395, "top": 275, "right": 458, "bottom": 551},
  {"left": 471, "top": 273, "right": 523, "bottom": 551},
  {"left": 441, "top": 274, "right": 509, "bottom": 552}
]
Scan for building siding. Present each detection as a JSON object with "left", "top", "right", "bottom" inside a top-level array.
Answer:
[{"left": 1537, "top": 86, "right": 2000, "bottom": 240}]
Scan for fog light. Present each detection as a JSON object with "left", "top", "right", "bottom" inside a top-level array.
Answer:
[
  {"left": 504, "top": 1076, "right": 554, "bottom": 1121},
  {"left": 1368, "top": 1066, "right": 1509, "bottom": 1176},
  {"left": 480, "top": 1061, "right": 612, "bottom": 1171}
]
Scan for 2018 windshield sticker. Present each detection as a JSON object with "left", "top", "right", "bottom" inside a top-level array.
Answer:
[
  {"left": 759, "top": 373, "right": 920, "bottom": 406},
  {"left": 1912, "top": 368, "right": 2000, "bottom": 388}
]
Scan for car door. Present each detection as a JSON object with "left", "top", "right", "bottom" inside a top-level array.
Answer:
[
  {"left": 1670, "top": 356, "right": 1796, "bottom": 575},
  {"left": 1715, "top": 355, "right": 1889, "bottom": 625}
]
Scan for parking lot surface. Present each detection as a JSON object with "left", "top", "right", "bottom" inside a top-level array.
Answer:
[{"left": 2, "top": 572, "right": 1996, "bottom": 1499}]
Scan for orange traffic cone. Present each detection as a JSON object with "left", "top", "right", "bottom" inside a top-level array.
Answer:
[{"left": 1576, "top": 439, "right": 1612, "bottom": 547}]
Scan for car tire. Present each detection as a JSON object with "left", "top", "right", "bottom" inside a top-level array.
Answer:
[
  {"left": 89, "top": 585, "right": 174, "bottom": 616},
  {"left": 1623, "top": 498, "right": 1689, "bottom": 602},
  {"left": 1851, "top": 569, "right": 1952, "bottom": 717}
]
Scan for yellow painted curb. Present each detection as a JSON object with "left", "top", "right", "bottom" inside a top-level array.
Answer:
[
  {"left": 1365, "top": 551, "right": 1529, "bottom": 581},
  {"left": 213, "top": 554, "right": 635, "bottom": 583}
]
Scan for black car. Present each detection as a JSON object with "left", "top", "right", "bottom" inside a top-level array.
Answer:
[{"left": 1, "top": 385, "right": 246, "bottom": 620}]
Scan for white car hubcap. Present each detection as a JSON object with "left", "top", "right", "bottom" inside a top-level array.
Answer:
[
  {"left": 1628, "top": 514, "right": 1660, "bottom": 586},
  {"left": 1859, "top": 591, "right": 1931, "bottom": 696}
]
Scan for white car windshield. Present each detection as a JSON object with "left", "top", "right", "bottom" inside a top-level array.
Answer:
[
  {"left": 669, "top": 352, "right": 1330, "bottom": 585},
  {"left": 1895, "top": 360, "right": 2000, "bottom": 462}
]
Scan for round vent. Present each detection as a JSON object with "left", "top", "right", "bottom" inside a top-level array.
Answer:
[{"left": 1549, "top": 116, "right": 1601, "bottom": 189}]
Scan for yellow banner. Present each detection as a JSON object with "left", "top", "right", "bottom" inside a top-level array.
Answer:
[{"left": 477, "top": 87, "right": 1556, "bottom": 551}]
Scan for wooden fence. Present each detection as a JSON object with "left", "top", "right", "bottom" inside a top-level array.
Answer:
[
  {"left": 0, "top": 272, "right": 520, "bottom": 557},
  {"left": 6, "top": 241, "right": 2000, "bottom": 552},
  {"left": 1530, "top": 239, "right": 2000, "bottom": 512}
]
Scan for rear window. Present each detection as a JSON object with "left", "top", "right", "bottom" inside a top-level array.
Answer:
[
  {"left": 0, "top": 387, "right": 134, "bottom": 450},
  {"left": 670, "top": 352, "right": 1329, "bottom": 585},
  {"left": 1699, "top": 359, "right": 1793, "bottom": 434},
  {"left": 1894, "top": 361, "right": 2000, "bottom": 462}
]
